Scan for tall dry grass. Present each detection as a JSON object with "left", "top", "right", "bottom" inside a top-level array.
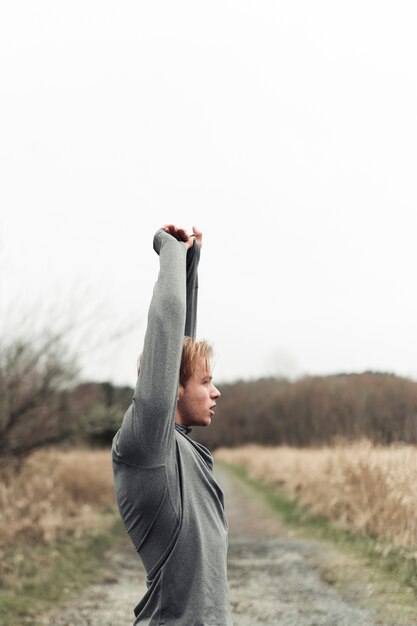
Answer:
[
  {"left": 0, "top": 448, "right": 115, "bottom": 546},
  {"left": 216, "top": 440, "right": 417, "bottom": 547}
]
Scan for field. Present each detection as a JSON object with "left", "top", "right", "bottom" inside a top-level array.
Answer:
[
  {"left": 1, "top": 441, "right": 417, "bottom": 623},
  {"left": 0, "top": 448, "right": 115, "bottom": 547},
  {"left": 216, "top": 439, "right": 417, "bottom": 547},
  {"left": 2, "top": 440, "right": 417, "bottom": 549}
]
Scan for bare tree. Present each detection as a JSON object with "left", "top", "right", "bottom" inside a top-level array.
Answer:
[{"left": 0, "top": 326, "right": 79, "bottom": 456}]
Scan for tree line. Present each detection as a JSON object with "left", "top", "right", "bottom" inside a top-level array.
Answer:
[
  {"left": 1, "top": 329, "right": 416, "bottom": 456},
  {"left": 194, "top": 372, "right": 417, "bottom": 450}
]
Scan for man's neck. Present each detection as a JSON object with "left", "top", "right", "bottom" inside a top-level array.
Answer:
[{"left": 175, "top": 422, "right": 192, "bottom": 435}]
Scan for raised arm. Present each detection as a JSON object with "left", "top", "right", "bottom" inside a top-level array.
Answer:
[{"left": 113, "top": 226, "right": 201, "bottom": 466}]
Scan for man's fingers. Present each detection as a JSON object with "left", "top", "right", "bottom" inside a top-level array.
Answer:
[
  {"left": 162, "top": 224, "right": 199, "bottom": 246},
  {"left": 176, "top": 228, "right": 189, "bottom": 241},
  {"left": 162, "top": 224, "right": 177, "bottom": 236},
  {"left": 162, "top": 224, "right": 185, "bottom": 241},
  {"left": 192, "top": 225, "right": 203, "bottom": 248}
]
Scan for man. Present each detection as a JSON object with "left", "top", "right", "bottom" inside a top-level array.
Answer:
[{"left": 112, "top": 224, "right": 233, "bottom": 625}]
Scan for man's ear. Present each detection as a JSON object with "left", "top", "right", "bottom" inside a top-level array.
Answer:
[{"left": 177, "top": 384, "right": 185, "bottom": 402}]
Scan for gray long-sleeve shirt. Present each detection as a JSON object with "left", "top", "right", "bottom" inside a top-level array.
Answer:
[{"left": 112, "top": 228, "right": 232, "bottom": 625}]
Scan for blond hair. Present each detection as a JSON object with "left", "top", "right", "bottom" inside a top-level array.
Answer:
[
  {"left": 180, "top": 337, "right": 213, "bottom": 387},
  {"left": 137, "top": 337, "right": 213, "bottom": 387}
]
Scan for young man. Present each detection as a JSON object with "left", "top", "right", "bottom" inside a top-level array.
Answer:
[{"left": 112, "top": 225, "right": 233, "bottom": 625}]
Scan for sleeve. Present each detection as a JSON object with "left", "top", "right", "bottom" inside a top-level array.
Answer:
[
  {"left": 185, "top": 239, "right": 200, "bottom": 339},
  {"left": 113, "top": 228, "right": 188, "bottom": 466}
]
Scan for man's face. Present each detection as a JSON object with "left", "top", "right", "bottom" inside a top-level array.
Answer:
[{"left": 177, "top": 356, "right": 221, "bottom": 427}]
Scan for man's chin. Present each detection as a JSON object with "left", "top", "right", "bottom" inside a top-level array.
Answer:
[{"left": 189, "top": 416, "right": 212, "bottom": 427}]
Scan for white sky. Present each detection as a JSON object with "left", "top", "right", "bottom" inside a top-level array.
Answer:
[{"left": 1, "top": 1, "right": 417, "bottom": 385}]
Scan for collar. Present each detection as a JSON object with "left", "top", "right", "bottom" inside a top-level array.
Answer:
[{"left": 175, "top": 422, "right": 192, "bottom": 436}]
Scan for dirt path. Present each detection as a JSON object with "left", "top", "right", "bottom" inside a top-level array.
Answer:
[
  {"left": 41, "top": 464, "right": 393, "bottom": 626},
  {"left": 218, "top": 464, "right": 377, "bottom": 626}
]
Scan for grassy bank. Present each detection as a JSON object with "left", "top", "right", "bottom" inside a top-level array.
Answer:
[
  {"left": 0, "top": 447, "right": 126, "bottom": 625},
  {"left": 0, "top": 509, "right": 127, "bottom": 626}
]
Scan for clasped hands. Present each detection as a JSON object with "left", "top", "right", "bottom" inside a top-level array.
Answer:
[{"left": 163, "top": 224, "right": 203, "bottom": 251}]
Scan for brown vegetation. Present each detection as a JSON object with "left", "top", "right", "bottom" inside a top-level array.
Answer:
[
  {"left": 216, "top": 440, "right": 417, "bottom": 547},
  {"left": 195, "top": 372, "right": 417, "bottom": 450},
  {"left": 0, "top": 448, "right": 115, "bottom": 546}
]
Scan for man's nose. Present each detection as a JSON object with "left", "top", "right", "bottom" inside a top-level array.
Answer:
[{"left": 211, "top": 384, "right": 221, "bottom": 399}]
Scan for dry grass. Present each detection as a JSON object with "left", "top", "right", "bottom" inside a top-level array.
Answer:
[
  {"left": 216, "top": 439, "right": 417, "bottom": 547},
  {"left": 0, "top": 447, "right": 115, "bottom": 546}
]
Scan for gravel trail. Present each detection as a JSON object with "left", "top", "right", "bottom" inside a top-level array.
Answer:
[{"left": 42, "top": 463, "right": 380, "bottom": 626}]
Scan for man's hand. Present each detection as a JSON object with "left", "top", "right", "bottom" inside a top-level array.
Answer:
[{"left": 163, "top": 225, "right": 203, "bottom": 250}]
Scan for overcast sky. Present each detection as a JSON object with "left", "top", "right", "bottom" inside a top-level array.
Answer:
[{"left": 1, "top": 1, "right": 417, "bottom": 386}]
